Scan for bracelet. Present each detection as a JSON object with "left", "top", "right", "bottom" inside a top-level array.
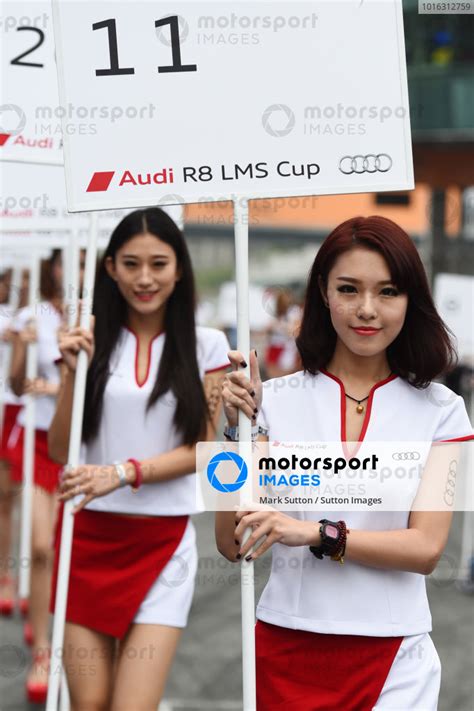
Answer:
[
  {"left": 127, "top": 458, "right": 143, "bottom": 491},
  {"left": 330, "top": 525, "right": 350, "bottom": 565},
  {"left": 113, "top": 463, "right": 128, "bottom": 488},
  {"left": 223, "top": 424, "right": 269, "bottom": 442}
]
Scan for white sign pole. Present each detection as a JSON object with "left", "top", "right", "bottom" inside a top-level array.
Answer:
[
  {"left": 63, "top": 229, "right": 80, "bottom": 329},
  {"left": 62, "top": 246, "right": 71, "bottom": 319},
  {"left": 11, "top": 265, "right": 23, "bottom": 309},
  {"left": 59, "top": 237, "right": 79, "bottom": 711},
  {"left": 233, "top": 198, "right": 256, "bottom": 710},
  {"left": 47, "top": 213, "right": 99, "bottom": 711},
  {"left": 18, "top": 253, "right": 41, "bottom": 601},
  {"left": 59, "top": 672, "right": 71, "bottom": 711}
]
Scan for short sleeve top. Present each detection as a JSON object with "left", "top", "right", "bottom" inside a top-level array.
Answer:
[
  {"left": 256, "top": 370, "right": 473, "bottom": 637},
  {"left": 82, "top": 326, "right": 230, "bottom": 516},
  {"left": 12, "top": 302, "right": 62, "bottom": 430}
]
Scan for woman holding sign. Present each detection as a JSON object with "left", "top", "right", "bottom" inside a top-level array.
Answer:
[
  {"left": 217, "top": 216, "right": 473, "bottom": 711},
  {"left": 49, "top": 208, "right": 229, "bottom": 711},
  {"left": 0, "top": 275, "right": 25, "bottom": 617},
  {"left": 8, "top": 250, "right": 67, "bottom": 703}
]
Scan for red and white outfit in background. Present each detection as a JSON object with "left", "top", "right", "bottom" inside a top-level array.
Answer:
[
  {"left": 265, "top": 306, "right": 301, "bottom": 371},
  {"left": 0, "top": 311, "right": 24, "bottom": 471},
  {"left": 52, "top": 325, "right": 229, "bottom": 638},
  {"left": 256, "top": 369, "right": 474, "bottom": 711},
  {"left": 6, "top": 303, "right": 62, "bottom": 492}
]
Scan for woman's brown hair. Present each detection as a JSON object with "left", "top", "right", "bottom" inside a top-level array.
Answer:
[
  {"left": 40, "top": 249, "right": 62, "bottom": 301},
  {"left": 295, "top": 216, "right": 456, "bottom": 387}
]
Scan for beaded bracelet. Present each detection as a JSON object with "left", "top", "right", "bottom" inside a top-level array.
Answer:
[{"left": 330, "top": 524, "right": 350, "bottom": 564}]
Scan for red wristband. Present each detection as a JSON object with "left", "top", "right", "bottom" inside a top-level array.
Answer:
[{"left": 127, "top": 458, "right": 143, "bottom": 490}]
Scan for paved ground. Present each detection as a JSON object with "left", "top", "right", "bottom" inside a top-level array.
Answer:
[{"left": 1, "top": 512, "right": 473, "bottom": 711}]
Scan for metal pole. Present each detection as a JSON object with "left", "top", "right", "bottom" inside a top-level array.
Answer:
[
  {"left": 18, "top": 253, "right": 40, "bottom": 600},
  {"left": 233, "top": 198, "right": 256, "bottom": 711},
  {"left": 47, "top": 214, "right": 98, "bottom": 711}
]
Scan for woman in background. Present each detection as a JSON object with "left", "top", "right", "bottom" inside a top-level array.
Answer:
[{"left": 8, "top": 250, "right": 65, "bottom": 703}]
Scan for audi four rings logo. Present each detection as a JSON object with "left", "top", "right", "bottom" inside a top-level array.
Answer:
[
  {"left": 443, "top": 459, "right": 457, "bottom": 507},
  {"left": 339, "top": 154, "right": 392, "bottom": 175},
  {"left": 392, "top": 451, "right": 420, "bottom": 461}
]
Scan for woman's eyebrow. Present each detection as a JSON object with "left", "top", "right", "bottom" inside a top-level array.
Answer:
[
  {"left": 336, "top": 276, "right": 394, "bottom": 285},
  {"left": 120, "top": 253, "right": 170, "bottom": 259}
]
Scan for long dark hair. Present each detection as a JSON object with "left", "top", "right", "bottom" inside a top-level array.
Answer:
[
  {"left": 82, "top": 208, "right": 208, "bottom": 445},
  {"left": 295, "top": 216, "right": 456, "bottom": 387},
  {"left": 40, "top": 249, "right": 62, "bottom": 300}
]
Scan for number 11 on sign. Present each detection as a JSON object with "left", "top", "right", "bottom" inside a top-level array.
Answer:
[{"left": 92, "top": 15, "right": 197, "bottom": 76}]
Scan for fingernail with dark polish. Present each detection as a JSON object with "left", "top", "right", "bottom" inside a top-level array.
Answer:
[
  {"left": 250, "top": 390, "right": 255, "bottom": 397},
  {"left": 254, "top": 408, "right": 258, "bottom": 414},
  {"left": 240, "top": 360, "right": 247, "bottom": 368},
  {"left": 255, "top": 350, "right": 258, "bottom": 358},
  {"left": 234, "top": 539, "right": 239, "bottom": 545},
  {"left": 236, "top": 554, "right": 242, "bottom": 560},
  {"left": 245, "top": 555, "right": 253, "bottom": 562}
]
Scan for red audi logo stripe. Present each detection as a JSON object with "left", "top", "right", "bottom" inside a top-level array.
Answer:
[
  {"left": 86, "top": 171, "right": 115, "bottom": 192},
  {"left": 0, "top": 134, "right": 11, "bottom": 146}
]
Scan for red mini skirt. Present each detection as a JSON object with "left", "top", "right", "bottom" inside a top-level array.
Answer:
[
  {"left": 0, "top": 404, "right": 22, "bottom": 466},
  {"left": 265, "top": 344, "right": 285, "bottom": 365},
  {"left": 51, "top": 506, "right": 188, "bottom": 639},
  {"left": 256, "top": 621, "right": 403, "bottom": 711},
  {"left": 7, "top": 425, "right": 62, "bottom": 493}
]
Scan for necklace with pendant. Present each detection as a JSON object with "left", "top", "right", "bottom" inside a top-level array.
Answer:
[
  {"left": 345, "top": 393, "right": 369, "bottom": 414},
  {"left": 345, "top": 372, "right": 393, "bottom": 414}
]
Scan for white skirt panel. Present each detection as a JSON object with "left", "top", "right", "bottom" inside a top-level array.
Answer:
[
  {"left": 374, "top": 633, "right": 441, "bottom": 710},
  {"left": 133, "top": 519, "right": 198, "bottom": 628}
]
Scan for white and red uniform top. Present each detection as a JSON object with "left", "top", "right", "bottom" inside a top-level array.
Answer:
[
  {"left": 12, "top": 302, "right": 62, "bottom": 430},
  {"left": 0, "top": 311, "right": 22, "bottom": 407},
  {"left": 257, "top": 369, "right": 474, "bottom": 637},
  {"left": 81, "top": 325, "right": 229, "bottom": 517}
]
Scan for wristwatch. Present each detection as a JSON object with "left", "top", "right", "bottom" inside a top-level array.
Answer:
[
  {"left": 309, "top": 519, "right": 342, "bottom": 559},
  {"left": 223, "top": 424, "right": 269, "bottom": 441},
  {"left": 223, "top": 425, "right": 239, "bottom": 441}
]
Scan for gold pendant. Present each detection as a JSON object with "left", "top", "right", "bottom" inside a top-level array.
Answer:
[{"left": 356, "top": 403, "right": 364, "bottom": 414}]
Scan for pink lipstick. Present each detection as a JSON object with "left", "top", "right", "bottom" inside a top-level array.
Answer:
[{"left": 350, "top": 326, "right": 381, "bottom": 336}]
